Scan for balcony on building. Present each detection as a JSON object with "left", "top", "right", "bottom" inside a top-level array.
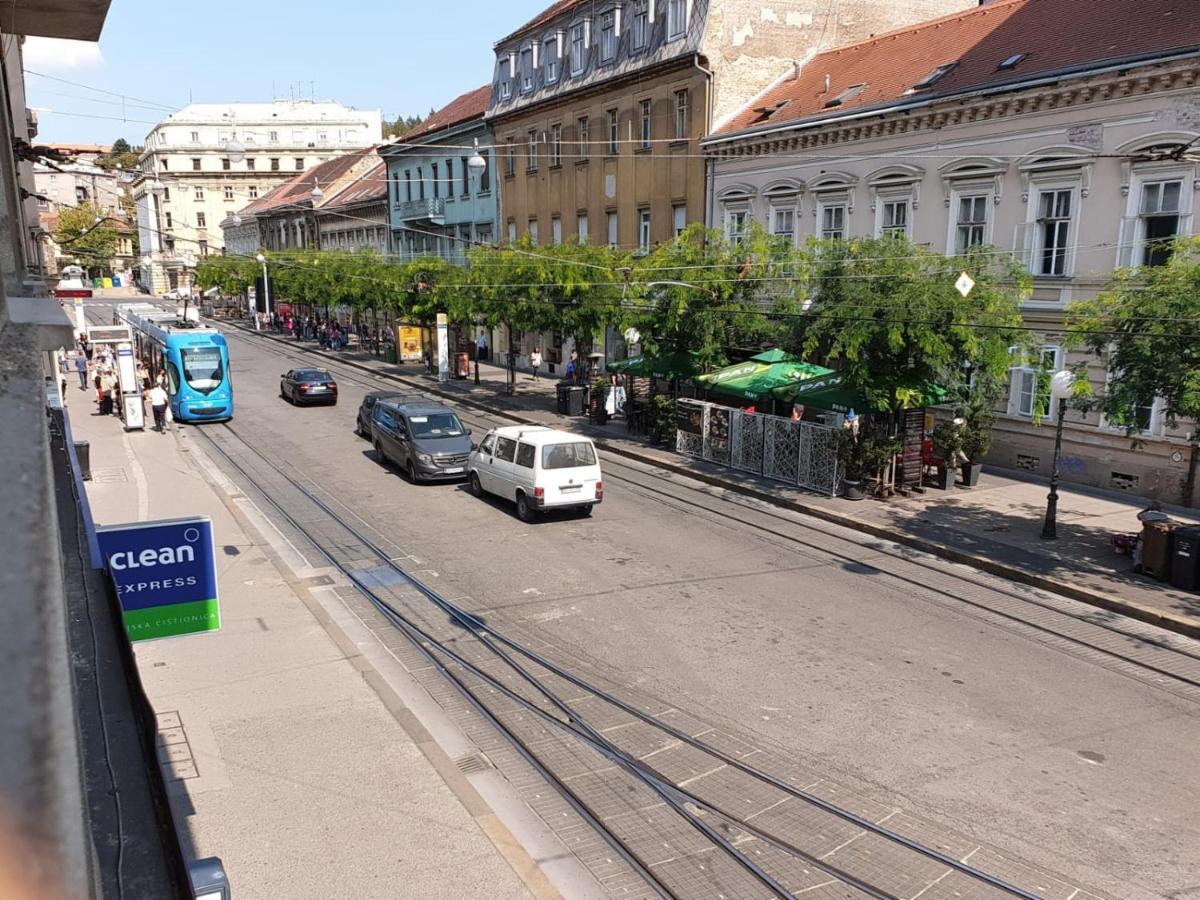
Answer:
[{"left": 395, "top": 196, "right": 445, "bottom": 224}]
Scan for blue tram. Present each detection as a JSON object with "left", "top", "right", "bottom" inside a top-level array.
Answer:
[{"left": 116, "top": 303, "right": 234, "bottom": 422}]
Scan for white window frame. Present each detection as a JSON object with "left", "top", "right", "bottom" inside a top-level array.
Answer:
[
  {"left": 607, "top": 211, "right": 619, "bottom": 248},
  {"left": 1099, "top": 358, "right": 1166, "bottom": 436},
  {"left": 552, "top": 216, "right": 563, "bottom": 245},
  {"left": 578, "top": 213, "right": 589, "bottom": 243},
  {"left": 551, "top": 123, "right": 562, "bottom": 166},
  {"left": 570, "top": 22, "right": 587, "bottom": 75},
  {"left": 674, "top": 89, "right": 689, "bottom": 141},
  {"left": 770, "top": 203, "right": 797, "bottom": 243},
  {"left": 672, "top": 203, "right": 687, "bottom": 237},
  {"left": 1009, "top": 345, "right": 1062, "bottom": 418},
  {"left": 639, "top": 99, "right": 652, "bottom": 149},
  {"left": 1120, "top": 165, "right": 1193, "bottom": 268},
  {"left": 632, "top": 0, "right": 650, "bottom": 48},
  {"left": 876, "top": 194, "right": 911, "bottom": 238},
  {"left": 1025, "top": 176, "right": 1081, "bottom": 278},
  {"left": 544, "top": 37, "right": 560, "bottom": 84},
  {"left": 607, "top": 108, "right": 620, "bottom": 155},
  {"left": 946, "top": 182, "right": 994, "bottom": 255},
  {"left": 817, "top": 198, "right": 847, "bottom": 240},
  {"left": 519, "top": 46, "right": 535, "bottom": 93},
  {"left": 599, "top": 10, "right": 617, "bottom": 62},
  {"left": 638, "top": 209, "right": 651, "bottom": 253},
  {"left": 723, "top": 205, "right": 749, "bottom": 246},
  {"left": 667, "top": 0, "right": 688, "bottom": 40}
]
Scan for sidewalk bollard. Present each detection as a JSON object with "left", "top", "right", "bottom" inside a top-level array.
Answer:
[{"left": 74, "top": 439, "right": 91, "bottom": 481}]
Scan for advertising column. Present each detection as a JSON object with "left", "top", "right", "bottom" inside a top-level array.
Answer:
[{"left": 436, "top": 312, "right": 449, "bottom": 382}]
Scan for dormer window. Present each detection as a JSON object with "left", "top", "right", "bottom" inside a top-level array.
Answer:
[
  {"left": 667, "top": 0, "right": 686, "bottom": 39},
  {"left": 823, "top": 83, "right": 866, "bottom": 109},
  {"left": 570, "top": 22, "right": 588, "bottom": 75},
  {"left": 600, "top": 11, "right": 617, "bottom": 62},
  {"left": 544, "top": 35, "right": 561, "bottom": 83},
  {"left": 519, "top": 47, "right": 534, "bottom": 92},
  {"left": 908, "top": 63, "right": 957, "bottom": 93},
  {"left": 632, "top": 0, "right": 650, "bottom": 49}
]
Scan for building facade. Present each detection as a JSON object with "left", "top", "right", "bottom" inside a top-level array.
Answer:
[
  {"left": 133, "top": 100, "right": 381, "bottom": 293},
  {"left": 224, "top": 147, "right": 387, "bottom": 255},
  {"left": 380, "top": 85, "right": 497, "bottom": 264},
  {"left": 486, "top": 0, "right": 975, "bottom": 256},
  {"left": 705, "top": 0, "right": 1200, "bottom": 503}
]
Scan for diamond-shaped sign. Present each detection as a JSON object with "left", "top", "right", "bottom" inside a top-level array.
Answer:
[{"left": 955, "top": 271, "right": 975, "bottom": 297}]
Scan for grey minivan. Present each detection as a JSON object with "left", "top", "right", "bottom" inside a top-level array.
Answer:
[{"left": 370, "top": 400, "right": 472, "bottom": 483}]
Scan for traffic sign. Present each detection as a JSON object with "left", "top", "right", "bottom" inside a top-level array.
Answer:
[{"left": 955, "top": 272, "right": 976, "bottom": 297}]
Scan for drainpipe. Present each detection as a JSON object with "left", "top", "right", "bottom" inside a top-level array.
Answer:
[{"left": 693, "top": 54, "right": 716, "bottom": 230}]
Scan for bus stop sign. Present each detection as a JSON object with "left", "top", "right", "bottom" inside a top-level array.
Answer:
[{"left": 96, "top": 516, "right": 220, "bottom": 641}]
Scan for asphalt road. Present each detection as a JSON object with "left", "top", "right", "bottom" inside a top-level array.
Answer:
[{"left": 142, "top": 315, "right": 1200, "bottom": 899}]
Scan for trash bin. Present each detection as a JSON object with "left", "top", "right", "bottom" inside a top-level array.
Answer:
[
  {"left": 384, "top": 344, "right": 397, "bottom": 364},
  {"left": 112, "top": 275, "right": 121, "bottom": 287},
  {"left": 566, "top": 385, "right": 586, "bottom": 416},
  {"left": 1169, "top": 526, "right": 1200, "bottom": 591},
  {"left": 1140, "top": 520, "right": 1177, "bottom": 581},
  {"left": 73, "top": 439, "right": 91, "bottom": 481},
  {"left": 556, "top": 382, "right": 572, "bottom": 414}
]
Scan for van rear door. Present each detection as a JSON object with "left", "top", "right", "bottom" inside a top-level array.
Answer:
[{"left": 538, "top": 440, "right": 601, "bottom": 505}]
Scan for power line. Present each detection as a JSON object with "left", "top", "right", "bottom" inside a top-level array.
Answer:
[{"left": 24, "top": 69, "right": 178, "bottom": 112}]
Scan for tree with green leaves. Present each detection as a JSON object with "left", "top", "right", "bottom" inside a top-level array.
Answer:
[
  {"left": 788, "top": 237, "right": 1030, "bottom": 413},
  {"left": 1066, "top": 236, "right": 1200, "bottom": 435},
  {"left": 54, "top": 202, "right": 119, "bottom": 273},
  {"left": 626, "top": 223, "right": 791, "bottom": 371}
]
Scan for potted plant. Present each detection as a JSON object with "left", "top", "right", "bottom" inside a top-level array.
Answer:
[
  {"left": 835, "top": 428, "right": 866, "bottom": 500},
  {"left": 958, "top": 397, "right": 995, "bottom": 487},
  {"left": 931, "top": 420, "right": 965, "bottom": 490},
  {"left": 650, "top": 394, "right": 676, "bottom": 445},
  {"left": 589, "top": 377, "right": 611, "bottom": 425}
]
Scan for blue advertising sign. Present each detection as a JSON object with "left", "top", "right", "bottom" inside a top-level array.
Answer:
[{"left": 96, "top": 516, "right": 220, "bottom": 641}]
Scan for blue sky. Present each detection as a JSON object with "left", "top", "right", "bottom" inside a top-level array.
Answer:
[{"left": 25, "top": 0, "right": 547, "bottom": 146}]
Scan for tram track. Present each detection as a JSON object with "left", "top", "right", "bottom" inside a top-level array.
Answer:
[
  {"left": 227, "top": 328, "right": 1200, "bottom": 706},
  {"left": 195, "top": 417, "right": 1044, "bottom": 900}
]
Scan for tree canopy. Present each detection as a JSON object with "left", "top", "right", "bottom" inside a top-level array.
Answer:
[
  {"left": 1067, "top": 235, "right": 1200, "bottom": 434},
  {"left": 53, "top": 202, "right": 119, "bottom": 272}
]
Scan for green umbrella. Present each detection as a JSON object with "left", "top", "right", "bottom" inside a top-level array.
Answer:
[
  {"left": 773, "top": 373, "right": 949, "bottom": 413},
  {"left": 698, "top": 357, "right": 833, "bottom": 404},
  {"left": 608, "top": 351, "right": 700, "bottom": 380},
  {"left": 747, "top": 348, "right": 793, "bottom": 364}
]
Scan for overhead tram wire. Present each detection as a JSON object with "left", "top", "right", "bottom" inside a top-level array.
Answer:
[{"left": 23, "top": 69, "right": 178, "bottom": 111}]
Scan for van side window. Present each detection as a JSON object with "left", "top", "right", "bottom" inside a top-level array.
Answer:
[
  {"left": 479, "top": 434, "right": 496, "bottom": 455},
  {"left": 515, "top": 443, "right": 536, "bottom": 468},
  {"left": 494, "top": 437, "right": 517, "bottom": 462}
]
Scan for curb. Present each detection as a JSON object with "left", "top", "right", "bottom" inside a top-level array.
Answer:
[{"left": 231, "top": 323, "right": 1200, "bottom": 642}]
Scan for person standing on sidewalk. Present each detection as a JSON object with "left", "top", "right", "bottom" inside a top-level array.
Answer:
[
  {"left": 530, "top": 347, "right": 542, "bottom": 381},
  {"left": 147, "top": 382, "right": 169, "bottom": 433},
  {"left": 73, "top": 353, "right": 88, "bottom": 390}
]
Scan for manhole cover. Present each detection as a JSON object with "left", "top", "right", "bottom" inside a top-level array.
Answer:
[{"left": 91, "top": 467, "right": 127, "bottom": 483}]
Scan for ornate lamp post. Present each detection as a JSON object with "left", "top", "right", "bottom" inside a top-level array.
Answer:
[
  {"left": 467, "top": 140, "right": 487, "bottom": 386},
  {"left": 1041, "top": 370, "right": 1075, "bottom": 540}
]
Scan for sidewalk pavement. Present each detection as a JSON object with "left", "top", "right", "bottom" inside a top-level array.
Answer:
[
  {"left": 67, "top": 386, "right": 541, "bottom": 899},
  {"left": 243, "top": 325, "right": 1200, "bottom": 639}
]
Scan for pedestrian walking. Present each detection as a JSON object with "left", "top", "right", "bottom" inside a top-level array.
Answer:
[
  {"left": 147, "top": 383, "right": 169, "bottom": 432},
  {"left": 530, "top": 347, "right": 542, "bottom": 381},
  {"left": 476, "top": 331, "right": 488, "bottom": 362},
  {"left": 74, "top": 353, "right": 88, "bottom": 390}
]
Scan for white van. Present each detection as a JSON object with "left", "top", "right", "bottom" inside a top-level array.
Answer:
[{"left": 468, "top": 425, "right": 603, "bottom": 521}]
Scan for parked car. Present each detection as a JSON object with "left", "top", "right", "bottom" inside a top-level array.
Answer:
[
  {"left": 280, "top": 368, "right": 338, "bottom": 406},
  {"left": 468, "top": 425, "right": 603, "bottom": 521},
  {"left": 355, "top": 391, "right": 423, "bottom": 437},
  {"left": 371, "top": 400, "right": 472, "bottom": 483}
]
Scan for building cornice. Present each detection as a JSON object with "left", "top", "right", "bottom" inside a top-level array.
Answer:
[{"left": 704, "top": 56, "right": 1200, "bottom": 160}]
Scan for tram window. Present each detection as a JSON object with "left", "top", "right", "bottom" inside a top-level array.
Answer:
[
  {"left": 181, "top": 347, "right": 224, "bottom": 394},
  {"left": 165, "top": 362, "right": 181, "bottom": 395}
]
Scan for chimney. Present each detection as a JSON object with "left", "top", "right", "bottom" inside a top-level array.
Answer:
[
  {"left": 792, "top": 59, "right": 801, "bottom": 79},
  {"left": 823, "top": 74, "right": 831, "bottom": 94}
]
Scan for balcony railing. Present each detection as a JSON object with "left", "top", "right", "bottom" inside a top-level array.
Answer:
[{"left": 394, "top": 197, "right": 445, "bottom": 223}]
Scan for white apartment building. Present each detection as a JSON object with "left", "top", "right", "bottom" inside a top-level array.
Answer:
[
  {"left": 706, "top": 0, "right": 1200, "bottom": 502},
  {"left": 133, "top": 99, "right": 381, "bottom": 293}
]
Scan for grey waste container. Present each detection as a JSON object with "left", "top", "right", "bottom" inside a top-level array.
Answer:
[
  {"left": 74, "top": 439, "right": 91, "bottom": 481},
  {"left": 556, "top": 381, "right": 572, "bottom": 414},
  {"left": 1169, "top": 526, "right": 1200, "bottom": 592},
  {"left": 566, "top": 385, "right": 586, "bottom": 416}
]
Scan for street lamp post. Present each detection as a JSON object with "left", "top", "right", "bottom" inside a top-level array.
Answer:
[
  {"left": 255, "top": 253, "right": 268, "bottom": 332},
  {"left": 1040, "top": 371, "right": 1075, "bottom": 540},
  {"left": 467, "top": 140, "right": 487, "bottom": 387}
]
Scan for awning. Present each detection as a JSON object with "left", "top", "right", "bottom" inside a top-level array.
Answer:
[
  {"left": 607, "top": 350, "right": 700, "bottom": 380},
  {"left": 697, "top": 352, "right": 833, "bottom": 403},
  {"left": 773, "top": 373, "right": 949, "bottom": 413}
]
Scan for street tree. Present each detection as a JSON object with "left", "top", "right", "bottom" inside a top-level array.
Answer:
[
  {"left": 626, "top": 223, "right": 789, "bottom": 370},
  {"left": 53, "top": 202, "right": 118, "bottom": 273},
  {"left": 1067, "top": 235, "right": 1200, "bottom": 433},
  {"left": 789, "top": 236, "right": 1030, "bottom": 413}
]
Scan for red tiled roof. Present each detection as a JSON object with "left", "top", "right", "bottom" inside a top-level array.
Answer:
[
  {"left": 324, "top": 160, "right": 387, "bottom": 206},
  {"left": 238, "top": 147, "right": 375, "bottom": 216},
  {"left": 498, "top": 0, "right": 583, "bottom": 46},
  {"left": 402, "top": 85, "right": 491, "bottom": 142},
  {"left": 715, "top": 0, "right": 1200, "bottom": 137}
]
